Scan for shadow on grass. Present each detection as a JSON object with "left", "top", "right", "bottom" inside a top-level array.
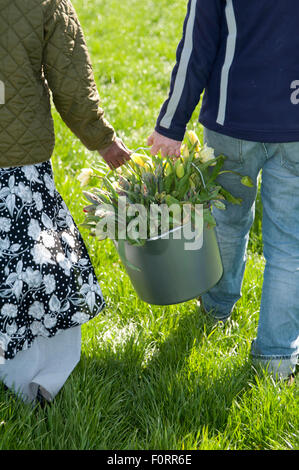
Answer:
[
  {"left": 76, "top": 307, "right": 257, "bottom": 449},
  {"left": 0, "top": 307, "right": 258, "bottom": 450}
]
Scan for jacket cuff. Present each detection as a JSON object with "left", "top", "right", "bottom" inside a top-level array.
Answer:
[
  {"left": 80, "top": 119, "right": 116, "bottom": 152},
  {"left": 155, "top": 124, "right": 186, "bottom": 142},
  {"left": 97, "top": 133, "right": 117, "bottom": 153}
]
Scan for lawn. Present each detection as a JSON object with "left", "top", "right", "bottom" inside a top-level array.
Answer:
[{"left": 0, "top": 0, "right": 298, "bottom": 451}]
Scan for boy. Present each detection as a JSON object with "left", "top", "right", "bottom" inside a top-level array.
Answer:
[{"left": 149, "top": 0, "right": 299, "bottom": 380}]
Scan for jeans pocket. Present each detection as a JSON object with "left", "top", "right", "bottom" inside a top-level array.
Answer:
[
  {"left": 279, "top": 142, "right": 299, "bottom": 177},
  {"left": 203, "top": 127, "right": 243, "bottom": 167}
]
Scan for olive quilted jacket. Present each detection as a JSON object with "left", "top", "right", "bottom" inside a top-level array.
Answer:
[{"left": 0, "top": 0, "right": 116, "bottom": 168}]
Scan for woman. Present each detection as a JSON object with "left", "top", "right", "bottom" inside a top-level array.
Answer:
[{"left": 0, "top": 0, "right": 130, "bottom": 406}]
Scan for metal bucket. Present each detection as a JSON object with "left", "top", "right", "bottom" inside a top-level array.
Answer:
[{"left": 116, "top": 223, "right": 223, "bottom": 305}]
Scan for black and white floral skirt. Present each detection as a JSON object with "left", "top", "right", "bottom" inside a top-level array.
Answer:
[{"left": 0, "top": 160, "right": 105, "bottom": 361}]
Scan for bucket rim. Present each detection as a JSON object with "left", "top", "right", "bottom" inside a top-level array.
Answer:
[
  {"left": 114, "top": 219, "right": 207, "bottom": 248},
  {"left": 147, "top": 223, "right": 187, "bottom": 242}
]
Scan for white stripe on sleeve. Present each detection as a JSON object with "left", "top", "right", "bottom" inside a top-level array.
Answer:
[
  {"left": 160, "top": 0, "right": 197, "bottom": 130},
  {"left": 216, "top": 0, "right": 237, "bottom": 126}
]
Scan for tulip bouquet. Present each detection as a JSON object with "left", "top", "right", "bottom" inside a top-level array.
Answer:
[{"left": 79, "top": 130, "right": 253, "bottom": 247}]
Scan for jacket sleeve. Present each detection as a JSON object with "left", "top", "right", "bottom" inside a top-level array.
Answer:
[
  {"left": 155, "top": 0, "right": 223, "bottom": 141},
  {"left": 43, "top": 0, "right": 116, "bottom": 151}
]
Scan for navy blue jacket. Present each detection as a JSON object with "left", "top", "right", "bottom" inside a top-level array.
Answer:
[{"left": 156, "top": 0, "right": 299, "bottom": 143}]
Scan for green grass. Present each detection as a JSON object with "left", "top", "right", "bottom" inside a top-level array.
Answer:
[{"left": 0, "top": 0, "right": 298, "bottom": 451}]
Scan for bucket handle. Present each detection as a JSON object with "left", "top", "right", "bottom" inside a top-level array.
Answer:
[
  {"left": 130, "top": 146, "right": 152, "bottom": 154},
  {"left": 190, "top": 162, "right": 207, "bottom": 189}
]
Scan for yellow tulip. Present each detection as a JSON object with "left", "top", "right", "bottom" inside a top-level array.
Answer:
[
  {"left": 143, "top": 163, "right": 153, "bottom": 172},
  {"left": 175, "top": 159, "right": 185, "bottom": 179},
  {"left": 186, "top": 130, "right": 201, "bottom": 151},
  {"left": 164, "top": 162, "right": 173, "bottom": 176},
  {"left": 77, "top": 168, "right": 93, "bottom": 187},
  {"left": 131, "top": 153, "right": 152, "bottom": 168},
  {"left": 181, "top": 144, "right": 189, "bottom": 158},
  {"left": 186, "top": 130, "right": 198, "bottom": 145},
  {"left": 198, "top": 144, "right": 216, "bottom": 165}
]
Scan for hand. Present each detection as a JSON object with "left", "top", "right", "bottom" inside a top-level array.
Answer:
[
  {"left": 99, "top": 137, "right": 131, "bottom": 169},
  {"left": 147, "top": 131, "right": 182, "bottom": 158}
]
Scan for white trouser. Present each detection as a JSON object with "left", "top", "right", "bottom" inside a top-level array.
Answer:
[{"left": 0, "top": 326, "right": 81, "bottom": 404}]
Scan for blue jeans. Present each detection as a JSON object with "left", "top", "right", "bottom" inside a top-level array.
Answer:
[{"left": 201, "top": 128, "right": 299, "bottom": 379}]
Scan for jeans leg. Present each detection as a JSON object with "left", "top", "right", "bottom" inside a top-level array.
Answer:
[
  {"left": 201, "top": 129, "right": 264, "bottom": 320},
  {"left": 251, "top": 143, "right": 299, "bottom": 378}
]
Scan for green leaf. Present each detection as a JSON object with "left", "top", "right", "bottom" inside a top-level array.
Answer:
[
  {"left": 241, "top": 176, "right": 254, "bottom": 188},
  {"left": 213, "top": 200, "right": 226, "bottom": 210},
  {"left": 176, "top": 173, "right": 190, "bottom": 199},
  {"left": 203, "top": 208, "right": 217, "bottom": 228},
  {"left": 82, "top": 191, "right": 101, "bottom": 205},
  {"left": 206, "top": 155, "right": 226, "bottom": 184},
  {"left": 219, "top": 187, "right": 242, "bottom": 205},
  {"left": 165, "top": 195, "right": 180, "bottom": 206},
  {"left": 79, "top": 222, "right": 97, "bottom": 229}
]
